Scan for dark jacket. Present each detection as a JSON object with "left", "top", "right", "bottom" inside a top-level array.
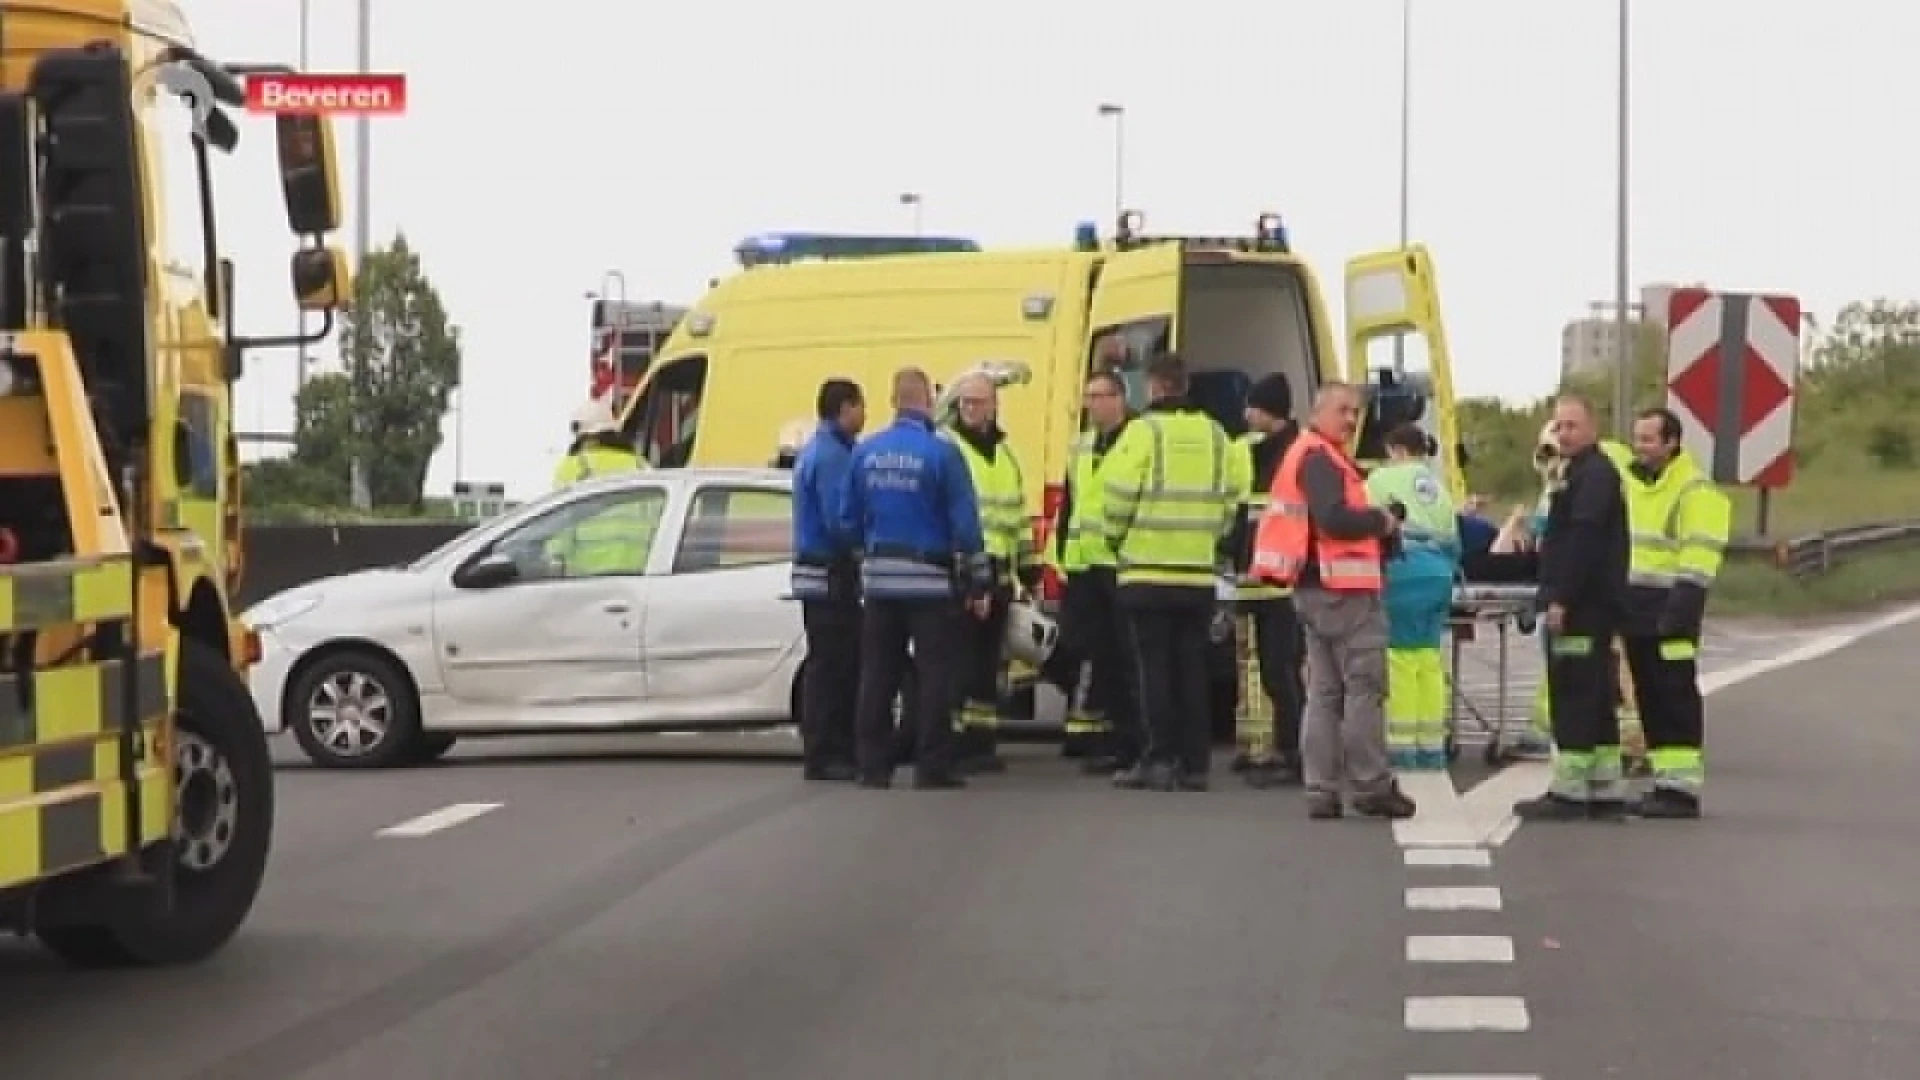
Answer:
[{"left": 1537, "top": 443, "right": 1630, "bottom": 618}]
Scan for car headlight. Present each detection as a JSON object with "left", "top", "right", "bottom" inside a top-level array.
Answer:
[{"left": 244, "top": 591, "right": 323, "bottom": 631}]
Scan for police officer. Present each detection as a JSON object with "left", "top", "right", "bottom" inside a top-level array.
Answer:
[
  {"left": 942, "top": 372, "right": 1033, "bottom": 774},
  {"left": 791, "top": 379, "right": 867, "bottom": 783},
  {"left": 1041, "top": 370, "right": 1140, "bottom": 774},
  {"left": 1226, "top": 374, "right": 1306, "bottom": 788},
  {"left": 553, "top": 399, "right": 643, "bottom": 489},
  {"left": 1619, "top": 407, "right": 1730, "bottom": 819},
  {"left": 1513, "top": 394, "right": 1632, "bottom": 822},
  {"left": 1103, "top": 354, "right": 1238, "bottom": 791},
  {"left": 838, "top": 367, "right": 990, "bottom": 789}
]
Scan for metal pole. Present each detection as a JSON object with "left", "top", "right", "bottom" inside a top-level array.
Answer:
[
  {"left": 1097, "top": 103, "right": 1125, "bottom": 219},
  {"left": 899, "top": 192, "right": 922, "bottom": 235},
  {"left": 294, "top": 0, "right": 311, "bottom": 388},
  {"left": 1394, "top": 0, "right": 1412, "bottom": 374},
  {"left": 1610, "top": 0, "right": 1634, "bottom": 437},
  {"left": 348, "top": 0, "right": 373, "bottom": 508}
]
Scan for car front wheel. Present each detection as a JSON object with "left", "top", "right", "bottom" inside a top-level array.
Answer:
[{"left": 288, "top": 649, "right": 423, "bottom": 769}]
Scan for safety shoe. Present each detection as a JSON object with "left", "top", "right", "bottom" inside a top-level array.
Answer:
[
  {"left": 1354, "top": 784, "right": 1417, "bottom": 819},
  {"left": 804, "top": 762, "right": 859, "bottom": 783},
  {"left": 1632, "top": 787, "right": 1700, "bottom": 819},
  {"left": 1242, "top": 760, "right": 1302, "bottom": 789},
  {"left": 1512, "top": 793, "right": 1587, "bottom": 821},
  {"left": 1114, "top": 761, "right": 1180, "bottom": 791},
  {"left": 912, "top": 772, "right": 967, "bottom": 790},
  {"left": 1175, "top": 770, "right": 1210, "bottom": 792},
  {"left": 1587, "top": 799, "right": 1628, "bottom": 822},
  {"left": 1306, "top": 792, "right": 1343, "bottom": 819},
  {"left": 857, "top": 772, "right": 893, "bottom": 790},
  {"left": 1228, "top": 750, "right": 1255, "bottom": 773}
]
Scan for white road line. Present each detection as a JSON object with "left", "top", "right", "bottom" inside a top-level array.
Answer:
[
  {"left": 1404, "top": 847, "right": 1491, "bottom": 867},
  {"left": 1454, "top": 602, "right": 1920, "bottom": 847},
  {"left": 1408, "top": 1075, "right": 1540, "bottom": 1079},
  {"left": 1406, "top": 886, "right": 1502, "bottom": 911},
  {"left": 1393, "top": 771, "right": 1479, "bottom": 848},
  {"left": 377, "top": 802, "right": 503, "bottom": 838},
  {"left": 1406, "top": 935, "right": 1515, "bottom": 963},
  {"left": 1404, "top": 996, "right": 1531, "bottom": 1032}
]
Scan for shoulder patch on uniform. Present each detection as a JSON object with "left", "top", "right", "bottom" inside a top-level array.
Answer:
[{"left": 1412, "top": 471, "right": 1441, "bottom": 502}]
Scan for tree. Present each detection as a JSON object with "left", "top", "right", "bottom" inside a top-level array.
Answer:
[{"left": 244, "top": 233, "right": 462, "bottom": 512}]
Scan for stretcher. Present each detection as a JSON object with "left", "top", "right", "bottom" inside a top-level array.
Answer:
[{"left": 1444, "top": 582, "right": 1539, "bottom": 766}]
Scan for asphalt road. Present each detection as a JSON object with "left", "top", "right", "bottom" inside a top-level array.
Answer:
[{"left": 0, "top": 613, "right": 1903, "bottom": 1080}]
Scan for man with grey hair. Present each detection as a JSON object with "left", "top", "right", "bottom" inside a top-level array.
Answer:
[
  {"left": 838, "top": 366, "right": 990, "bottom": 788},
  {"left": 1251, "top": 381, "right": 1415, "bottom": 818}
]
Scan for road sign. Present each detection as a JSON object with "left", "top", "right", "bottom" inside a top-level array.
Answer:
[{"left": 1663, "top": 288, "right": 1800, "bottom": 488}]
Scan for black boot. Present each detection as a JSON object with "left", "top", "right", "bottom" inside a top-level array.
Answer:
[
  {"left": 1632, "top": 787, "right": 1700, "bottom": 819},
  {"left": 1513, "top": 792, "right": 1588, "bottom": 821},
  {"left": 1114, "top": 761, "right": 1179, "bottom": 791}
]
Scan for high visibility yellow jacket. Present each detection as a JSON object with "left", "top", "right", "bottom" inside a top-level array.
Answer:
[
  {"left": 947, "top": 427, "right": 1031, "bottom": 577},
  {"left": 1621, "top": 447, "right": 1730, "bottom": 635},
  {"left": 1052, "top": 427, "right": 1122, "bottom": 573},
  {"left": 1103, "top": 403, "right": 1236, "bottom": 590}
]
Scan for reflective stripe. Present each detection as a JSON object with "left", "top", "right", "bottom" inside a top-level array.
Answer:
[
  {"left": 790, "top": 563, "right": 832, "bottom": 599},
  {"left": 1109, "top": 414, "right": 1233, "bottom": 579},
  {"left": 860, "top": 555, "right": 953, "bottom": 599}
]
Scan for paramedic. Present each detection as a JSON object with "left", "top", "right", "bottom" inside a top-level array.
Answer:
[
  {"left": 791, "top": 379, "right": 867, "bottom": 783},
  {"left": 1620, "top": 407, "right": 1729, "bottom": 819},
  {"left": 1226, "top": 373, "right": 1306, "bottom": 788},
  {"left": 552, "top": 399, "right": 642, "bottom": 489},
  {"left": 943, "top": 372, "right": 1033, "bottom": 774},
  {"left": 1251, "top": 382, "right": 1416, "bottom": 820},
  {"left": 838, "top": 367, "right": 989, "bottom": 789},
  {"left": 1103, "top": 354, "right": 1238, "bottom": 792},
  {"left": 1365, "top": 423, "right": 1460, "bottom": 771},
  {"left": 1514, "top": 394, "right": 1632, "bottom": 822}
]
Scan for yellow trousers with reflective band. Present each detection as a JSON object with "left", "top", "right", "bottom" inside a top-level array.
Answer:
[
  {"left": 1385, "top": 647, "right": 1449, "bottom": 756},
  {"left": 1233, "top": 612, "right": 1271, "bottom": 758}
]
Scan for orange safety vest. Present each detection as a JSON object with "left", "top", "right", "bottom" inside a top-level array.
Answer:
[{"left": 1250, "top": 429, "right": 1384, "bottom": 591}]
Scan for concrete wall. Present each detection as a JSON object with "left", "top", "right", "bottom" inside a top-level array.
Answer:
[{"left": 235, "top": 522, "right": 471, "bottom": 609}]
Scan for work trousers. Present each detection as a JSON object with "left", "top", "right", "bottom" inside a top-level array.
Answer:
[
  {"left": 856, "top": 598, "right": 961, "bottom": 782},
  {"left": 1294, "top": 586, "right": 1395, "bottom": 798},
  {"left": 952, "top": 583, "right": 1012, "bottom": 761},
  {"left": 1622, "top": 634, "right": 1704, "bottom": 794},
  {"left": 1043, "top": 568, "right": 1141, "bottom": 764},
  {"left": 1122, "top": 591, "right": 1214, "bottom": 775},
  {"left": 1544, "top": 615, "right": 1624, "bottom": 802},
  {"left": 799, "top": 599, "right": 860, "bottom": 771},
  {"left": 1234, "top": 597, "right": 1305, "bottom": 762}
]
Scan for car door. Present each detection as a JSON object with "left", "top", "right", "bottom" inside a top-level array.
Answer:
[
  {"left": 639, "top": 482, "right": 801, "bottom": 717},
  {"left": 430, "top": 484, "right": 670, "bottom": 724}
]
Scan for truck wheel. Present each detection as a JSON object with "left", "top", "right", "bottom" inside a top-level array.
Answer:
[
  {"left": 288, "top": 648, "right": 422, "bottom": 769},
  {"left": 37, "top": 639, "right": 275, "bottom": 967}
]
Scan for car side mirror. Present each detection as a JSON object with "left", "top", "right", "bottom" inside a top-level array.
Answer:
[{"left": 455, "top": 551, "right": 519, "bottom": 589}]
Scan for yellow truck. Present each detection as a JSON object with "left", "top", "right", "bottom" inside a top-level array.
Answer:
[
  {"left": 617, "top": 213, "right": 1466, "bottom": 574},
  {"left": 0, "top": 0, "right": 350, "bottom": 965}
]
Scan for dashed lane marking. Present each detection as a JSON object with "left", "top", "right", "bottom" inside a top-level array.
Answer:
[
  {"left": 1404, "top": 996, "right": 1531, "bottom": 1032},
  {"left": 1407, "top": 935, "right": 1515, "bottom": 963},
  {"left": 1407, "top": 1075, "right": 1541, "bottom": 1079},
  {"left": 1405, "top": 886, "right": 1502, "bottom": 911},
  {"left": 1403, "top": 847, "right": 1492, "bottom": 868},
  {"left": 377, "top": 802, "right": 504, "bottom": 837}
]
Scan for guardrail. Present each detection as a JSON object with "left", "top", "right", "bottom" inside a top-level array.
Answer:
[{"left": 1728, "top": 520, "right": 1920, "bottom": 579}]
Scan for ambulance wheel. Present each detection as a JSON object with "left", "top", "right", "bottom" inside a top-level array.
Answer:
[{"left": 38, "top": 639, "right": 275, "bottom": 968}]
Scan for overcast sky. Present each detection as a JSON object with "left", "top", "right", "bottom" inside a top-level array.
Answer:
[{"left": 177, "top": 0, "right": 1916, "bottom": 498}]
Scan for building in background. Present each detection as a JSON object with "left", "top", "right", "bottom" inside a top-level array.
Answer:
[
  {"left": 1560, "top": 283, "right": 1686, "bottom": 379},
  {"left": 589, "top": 298, "right": 687, "bottom": 412}
]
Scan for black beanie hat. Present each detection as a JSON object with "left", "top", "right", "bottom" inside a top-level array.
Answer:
[{"left": 1246, "top": 374, "right": 1293, "bottom": 417}]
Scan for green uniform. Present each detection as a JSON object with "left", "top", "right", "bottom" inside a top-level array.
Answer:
[{"left": 1366, "top": 460, "right": 1459, "bottom": 767}]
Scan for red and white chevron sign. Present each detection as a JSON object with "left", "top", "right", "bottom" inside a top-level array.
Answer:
[{"left": 1663, "top": 288, "right": 1800, "bottom": 488}]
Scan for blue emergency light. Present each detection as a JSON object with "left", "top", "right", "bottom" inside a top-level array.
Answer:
[
  {"left": 1073, "top": 221, "right": 1100, "bottom": 251},
  {"left": 733, "top": 232, "right": 981, "bottom": 268},
  {"left": 1256, "top": 214, "right": 1290, "bottom": 252}
]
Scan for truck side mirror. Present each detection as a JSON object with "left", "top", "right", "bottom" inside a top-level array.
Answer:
[
  {"left": 291, "top": 246, "right": 350, "bottom": 312},
  {"left": 275, "top": 114, "right": 341, "bottom": 235}
]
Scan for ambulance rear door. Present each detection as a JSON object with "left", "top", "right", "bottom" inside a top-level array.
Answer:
[
  {"left": 1344, "top": 245, "right": 1465, "bottom": 502},
  {"left": 1085, "top": 243, "right": 1183, "bottom": 404}
]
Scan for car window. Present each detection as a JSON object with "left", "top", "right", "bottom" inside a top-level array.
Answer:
[
  {"left": 493, "top": 487, "right": 667, "bottom": 580},
  {"left": 673, "top": 486, "right": 793, "bottom": 573}
]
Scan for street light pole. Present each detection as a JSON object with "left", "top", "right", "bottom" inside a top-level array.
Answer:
[
  {"left": 348, "top": 0, "right": 373, "bottom": 508},
  {"left": 1394, "top": 0, "right": 1412, "bottom": 374},
  {"left": 1611, "top": 0, "right": 1634, "bottom": 437},
  {"left": 899, "top": 192, "right": 923, "bottom": 235},
  {"left": 1097, "top": 103, "right": 1125, "bottom": 221}
]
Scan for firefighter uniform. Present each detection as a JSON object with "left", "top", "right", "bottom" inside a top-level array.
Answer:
[
  {"left": 1619, "top": 447, "right": 1729, "bottom": 817},
  {"left": 1047, "top": 425, "right": 1140, "bottom": 768},
  {"left": 1104, "top": 399, "right": 1237, "bottom": 790},
  {"left": 1517, "top": 441, "right": 1631, "bottom": 821},
  {"left": 945, "top": 428, "right": 1031, "bottom": 771},
  {"left": 1366, "top": 458, "right": 1460, "bottom": 771},
  {"left": 1225, "top": 429, "right": 1306, "bottom": 786}
]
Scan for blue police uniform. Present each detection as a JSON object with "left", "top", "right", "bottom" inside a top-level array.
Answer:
[
  {"left": 836, "top": 408, "right": 989, "bottom": 785},
  {"left": 791, "top": 419, "right": 861, "bottom": 779}
]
